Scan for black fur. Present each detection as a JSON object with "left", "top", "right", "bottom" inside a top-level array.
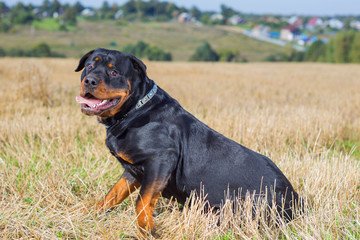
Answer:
[{"left": 76, "top": 48, "right": 300, "bottom": 221}]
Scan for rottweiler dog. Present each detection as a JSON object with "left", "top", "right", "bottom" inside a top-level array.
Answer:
[{"left": 75, "top": 48, "right": 300, "bottom": 233}]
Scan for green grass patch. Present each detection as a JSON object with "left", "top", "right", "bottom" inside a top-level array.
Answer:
[
  {"left": 33, "top": 18, "right": 62, "bottom": 31},
  {"left": 335, "top": 139, "right": 360, "bottom": 158},
  {"left": 216, "top": 231, "right": 234, "bottom": 240},
  {"left": 145, "top": 22, "right": 161, "bottom": 29},
  {"left": 236, "top": 24, "right": 253, "bottom": 31},
  {"left": 33, "top": 18, "right": 76, "bottom": 32}
]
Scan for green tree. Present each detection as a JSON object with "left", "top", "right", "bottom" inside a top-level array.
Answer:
[
  {"left": 325, "top": 39, "right": 335, "bottom": 62},
  {"left": 0, "top": 2, "right": 8, "bottom": 13},
  {"left": 217, "top": 48, "right": 236, "bottom": 62},
  {"left": 333, "top": 31, "right": 355, "bottom": 63},
  {"left": 50, "top": 0, "right": 61, "bottom": 15},
  {"left": 100, "top": 1, "right": 111, "bottom": 19},
  {"left": 30, "top": 42, "right": 52, "bottom": 57},
  {"left": 110, "top": 3, "right": 120, "bottom": 17},
  {"left": 7, "top": 48, "right": 28, "bottom": 57},
  {"left": 0, "top": 47, "right": 6, "bottom": 57},
  {"left": 4, "top": 42, "right": 64, "bottom": 57},
  {"left": 289, "top": 50, "right": 304, "bottom": 62},
  {"left": 200, "top": 13, "right": 211, "bottom": 25},
  {"left": 153, "top": 0, "right": 168, "bottom": 16},
  {"left": 349, "top": 32, "right": 360, "bottom": 63},
  {"left": 74, "top": 1, "right": 84, "bottom": 14},
  {"left": 165, "top": 3, "right": 177, "bottom": 18},
  {"left": 10, "top": 3, "right": 35, "bottom": 24},
  {"left": 123, "top": 0, "right": 137, "bottom": 15},
  {"left": 133, "top": 41, "right": 149, "bottom": 57},
  {"left": 189, "top": 42, "right": 219, "bottom": 62},
  {"left": 145, "top": 46, "right": 172, "bottom": 61},
  {"left": 190, "top": 6, "right": 201, "bottom": 20},
  {"left": 135, "top": 0, "right": 147, "bottom": 18},
  {"left": 220, "top": 4, "right": 236, "bottom": 21},
  {"left": 264, "top": 53, "right": 281, "bottom": 62},
  {"left": 123, "top": 41, "right": 172, "bottom": 61},
  {"left": 41, "top": 0, "right": 50, "bottom": 13},
  {"left": 305, "top": 41, "right": 326, "bottom": 62},
  {"left": 63, "top": 6, "right": 77, "bottom": 25},
  {"left": 0, "top": 20, "right": 10, "bottom": 32}
]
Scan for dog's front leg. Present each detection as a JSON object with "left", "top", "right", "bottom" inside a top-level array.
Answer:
[
  {"left": 97, "top": 170, "right": 140, "bottom": 211},
  {"left": 135, "top": 158, "right": 174, "bottom": 235}
]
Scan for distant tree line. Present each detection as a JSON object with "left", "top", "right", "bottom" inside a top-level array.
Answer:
[
  {"left": 265, "top": 31, "right": 360, "bottom": 63},
  {"left": 121, "top": 40, "right": 247, "bottom": 62},
  {"left": 189, "top": 41, "right": 247, "bottom": 62},
  {"left": 98, "top": 1, "right": 240, "bottom": 24},
  {"left": 0, "top": 1, "right": 81, "bottom": 32},
  {"left": 310, "top": 30, "right": 360, "bottom": 63},
  {"left": 0, "top": 42, "right": 64, "bottom": 57},
  {"left": 1, "top": 0, "right": 359, "bottom": 63},
  {"left": 123, "top": 41, "right": 172, "bottom": 61},
  {"left": 0, "top": 0, "right": 243, "bottom": 32}
]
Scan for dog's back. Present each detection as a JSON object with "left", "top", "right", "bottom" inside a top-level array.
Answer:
[{"left": 75, "top": 48, "right": 301, "bottom": 233}]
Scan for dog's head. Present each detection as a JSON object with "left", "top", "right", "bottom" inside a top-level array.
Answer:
[{"left": 75, "top": 48, "right": 149, "bottom": 118}]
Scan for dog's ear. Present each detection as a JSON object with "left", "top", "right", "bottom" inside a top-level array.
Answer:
[
  {"left": 75, "top": 49, "right": 95, "bottom": 72},
  {"left": 129, "top": 54, "right": 147, "bottom": 77}
]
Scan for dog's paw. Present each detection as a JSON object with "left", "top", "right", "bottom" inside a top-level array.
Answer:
[{"left": 137, "top": 228, "right": 158, "bottom": 239}]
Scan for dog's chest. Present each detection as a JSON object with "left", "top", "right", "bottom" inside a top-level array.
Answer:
[
  {"left": 106, "top": 135, "right": 129, "bottom": 162},
  {"left": 106, "top": 133, "right": 120, "bottom": 154},
  {"left": 105, "top": 132, "right": 144, "bottom": 175}
]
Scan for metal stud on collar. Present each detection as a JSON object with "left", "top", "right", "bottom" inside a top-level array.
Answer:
[{"left": 135, "top": 83, "right": 158, "bottom": 109}]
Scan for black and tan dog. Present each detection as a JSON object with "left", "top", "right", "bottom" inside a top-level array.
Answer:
[{"left": 75, "top": 48, "right": 300, "bottom": 233}]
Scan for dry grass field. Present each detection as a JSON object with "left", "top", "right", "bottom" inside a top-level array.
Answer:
[{"left": 0, "top": 58, "right": 359, "bottom": 239}]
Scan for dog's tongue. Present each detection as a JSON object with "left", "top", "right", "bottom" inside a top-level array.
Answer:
[{"left": 75, "top": 96, "right": 102, "bottom": 106}]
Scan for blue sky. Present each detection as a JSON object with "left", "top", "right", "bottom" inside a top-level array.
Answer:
[{"left": 4, "top": 0, "right": 360, "bottom": 15}]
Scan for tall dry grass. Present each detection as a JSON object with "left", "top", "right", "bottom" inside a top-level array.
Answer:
[{"left": 0, "top": 58, "right": 359, "bottom": 239}]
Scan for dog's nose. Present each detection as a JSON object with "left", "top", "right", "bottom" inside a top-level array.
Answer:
[{"left": 84, "top": 76, "right": 99, "bottom": 88}]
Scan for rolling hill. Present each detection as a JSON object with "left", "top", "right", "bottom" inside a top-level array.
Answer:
[{"left": 0, "top": 20, "right": 284, "bottom": 61}]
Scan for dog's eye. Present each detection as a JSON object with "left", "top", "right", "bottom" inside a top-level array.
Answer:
[
  {"left": 110, "top": 70, "right": 119, "bottom": 77},
  {"left": 86, "top": 64, "right": 94, "bottom": 70}
]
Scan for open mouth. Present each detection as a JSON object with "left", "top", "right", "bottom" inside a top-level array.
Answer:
[{"left": 75, "top": 93, "right": 121, "bottom": 114}]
